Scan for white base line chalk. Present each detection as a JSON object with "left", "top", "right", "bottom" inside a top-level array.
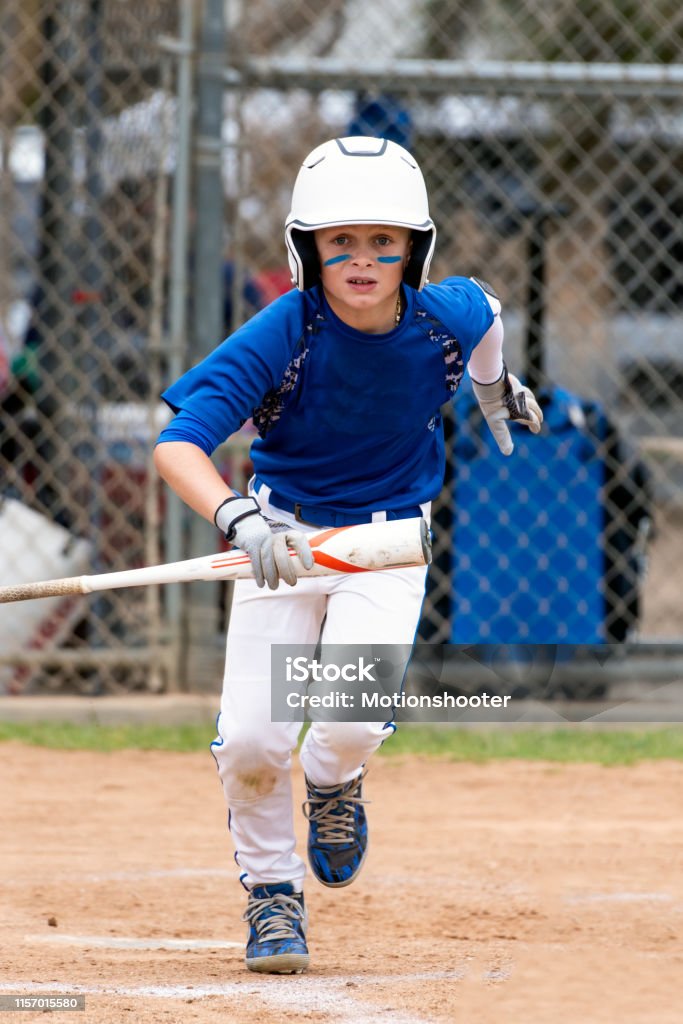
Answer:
[{"left": 0, "top": 979, "right": 436, "bottom": 1024}]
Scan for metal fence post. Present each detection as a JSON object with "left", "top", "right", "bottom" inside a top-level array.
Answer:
[
  {"left": 185, "top": 0, "right": 227, "bottom": 691},
  {"left": 163, "top": 0, "right": 196, "bottom": 689}
]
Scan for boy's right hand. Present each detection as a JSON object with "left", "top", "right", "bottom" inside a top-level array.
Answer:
[{"left": 214, "top": 497, "right": 314, "bottom": 590}]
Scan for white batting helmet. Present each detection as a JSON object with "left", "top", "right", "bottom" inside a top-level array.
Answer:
[{"left": 285, "top": 136, "right": 437, "bottom": 292}]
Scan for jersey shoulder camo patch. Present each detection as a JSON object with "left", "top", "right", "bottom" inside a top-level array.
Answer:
[{"left": 252, "top": 313, "right": 324, "bottom": 437}]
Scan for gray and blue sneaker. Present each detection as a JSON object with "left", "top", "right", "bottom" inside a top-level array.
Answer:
[
  {"left": 303, "top": 770, "right": 368, "bottom": 888},
  {"left": 243, "top": 882, "right": 309, "bottom": 974}
]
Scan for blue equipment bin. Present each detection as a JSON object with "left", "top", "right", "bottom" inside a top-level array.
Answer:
[{"left": 450, "top": 381, "right": 638, "bottom": 644}]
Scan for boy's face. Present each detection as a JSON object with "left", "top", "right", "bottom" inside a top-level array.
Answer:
[{"left": 314, "top": 224, "right": 412, "bottom": 330}]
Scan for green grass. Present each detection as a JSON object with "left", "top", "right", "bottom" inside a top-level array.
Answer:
[
  {"left": 383, "top": 724, "right": 683, "bottom": 765},
  {"left": 0, "top": 720, "right": 216, "bottom": 753},
  {"left": 0, "top": 719, "right": 682, "bottom": 764}
]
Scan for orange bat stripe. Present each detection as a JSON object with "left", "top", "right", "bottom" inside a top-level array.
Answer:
[
  {"left": 210, "top": 556, "right": 253, "bottom": 569},
  {"left": 308, "top": 526, "right": 367, "bottom": 573},
  {"left": 311, "top": 551, "right": 367, "bottom": 574},
  {"left": 308, "top": 526, "right": 347, "bottom": 548}
]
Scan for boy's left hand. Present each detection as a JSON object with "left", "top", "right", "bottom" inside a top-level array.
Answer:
[{"left": 471, "top": 367, "right": 543, "bottom": 456}]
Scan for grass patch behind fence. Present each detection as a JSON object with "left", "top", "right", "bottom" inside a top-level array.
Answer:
[{"left": 0, "top": 719, "right": 682, "bottom": 764}]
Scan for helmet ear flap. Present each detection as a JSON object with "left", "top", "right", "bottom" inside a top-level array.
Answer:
[
  {"left": 403, "top": 228, "right": 435, "bottom": 290},
  {"left": 287, "top": 228, "right": 320, "bottom": 291}
]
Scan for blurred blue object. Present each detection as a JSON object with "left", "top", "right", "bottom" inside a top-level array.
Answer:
[
  {"left": 347, "top": 94, "right": 412, "bottom": 149},
  {"left": 450, "top": 378, "right": 650, "bottom": 645}
]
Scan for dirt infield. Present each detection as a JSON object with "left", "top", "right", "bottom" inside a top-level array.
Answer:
[{"left": 2, "top": 744, "right": 682, "bottom": 1024}]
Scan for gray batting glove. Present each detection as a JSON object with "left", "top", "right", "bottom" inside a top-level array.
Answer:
[
  {"left": 471, "top": 367, "right": 543, "bottom": 456},
  {"left": 214, "top": 496, "right": 314, "bottom": 590}
]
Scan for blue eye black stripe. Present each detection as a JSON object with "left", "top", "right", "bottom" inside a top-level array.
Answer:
[{"left": 323, "top": 253, "right": 402, "bottom": 265}]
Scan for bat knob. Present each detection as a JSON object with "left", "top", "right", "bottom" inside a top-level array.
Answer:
[{"left": 419, "top": 518, "right": 433, "bottom": 565}]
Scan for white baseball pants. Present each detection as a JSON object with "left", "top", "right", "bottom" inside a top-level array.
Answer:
[{"left": 210, "top": 494, "right": 428, "bottom": 891}]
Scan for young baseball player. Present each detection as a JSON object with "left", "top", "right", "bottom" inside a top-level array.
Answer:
[{"left": 154, "top": 136, "right": 542, "bottom": 975}]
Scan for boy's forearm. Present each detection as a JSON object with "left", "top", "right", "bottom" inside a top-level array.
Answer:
[{"left": 153, "top": 440, "right": 237, "bottom": 525}]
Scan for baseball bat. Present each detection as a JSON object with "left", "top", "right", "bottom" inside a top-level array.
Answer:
[{"left": 0, "top": 518, "right": 431, "bottom": 604}]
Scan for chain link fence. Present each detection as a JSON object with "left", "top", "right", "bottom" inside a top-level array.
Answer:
[
  {"left": 0, "top": 0, "right": 176, "bottom": 693},
  {"left": 1, "top": 0, "right": 682, "bottom": 694}
]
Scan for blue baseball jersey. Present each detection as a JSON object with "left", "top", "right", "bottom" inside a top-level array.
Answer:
[{"left": 158, "top": 277, "right": 493, "bottom": 514}]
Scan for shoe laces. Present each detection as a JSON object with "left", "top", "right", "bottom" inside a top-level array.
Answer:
[
  {"left": 302, "top": 770, "right": 368, "bottom": 845},
  {"left": 243, "top": 891, "right": 304, "bottom": 942}
]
